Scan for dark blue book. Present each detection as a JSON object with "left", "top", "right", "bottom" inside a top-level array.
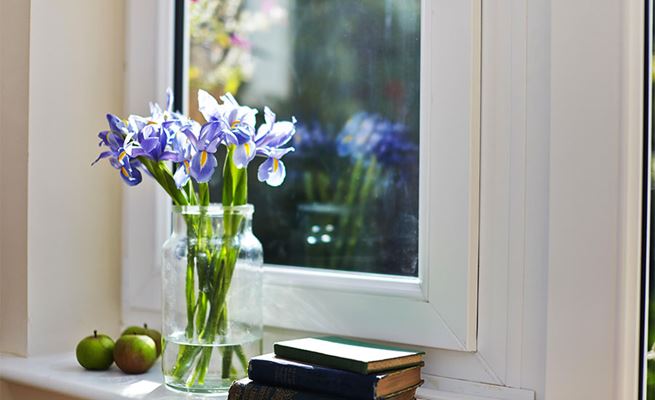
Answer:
[
  {"left": 228, "top": 378, "right": 422, "bottom": 400},
  {"left": 247, "top": 353, "right": 423, "bottom": 400}
]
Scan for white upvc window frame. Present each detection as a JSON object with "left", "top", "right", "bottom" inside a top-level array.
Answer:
[{"left": 121, "top": 1, "right": 535, "bottom": 397}]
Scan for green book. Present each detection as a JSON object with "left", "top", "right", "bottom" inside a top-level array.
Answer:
[{"left": 273, "top": 336, "right": 425, "bottom": 374}]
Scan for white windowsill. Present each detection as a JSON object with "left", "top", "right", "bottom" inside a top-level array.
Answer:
[
  {"left": 0, "top": 353, "right": 532, "bottom": 400},
  {"left": 0, "top": 353, "right": 185, "bottom": 400}
]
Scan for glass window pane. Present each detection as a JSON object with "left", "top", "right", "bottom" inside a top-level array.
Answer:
[{"left": 186, "top": 0, "right": 420, "bottom": 276}]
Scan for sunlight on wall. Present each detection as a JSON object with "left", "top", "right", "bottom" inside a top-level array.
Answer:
[{"left": 26, "top": 0, "right": 125, "bottom": 355}]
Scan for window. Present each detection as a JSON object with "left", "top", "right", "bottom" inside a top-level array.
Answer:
[
  {"left": 173, "top": 0, "right": 480, "bottom": 350},
  {"left": 124, "top": 0, "right": 481, "bottom": 352},
  {"left": 120, "top": 0, "right": 645, "bottom": 398},
  {"left": 184, "top": 0, "right": 421, "bottom": 276}
]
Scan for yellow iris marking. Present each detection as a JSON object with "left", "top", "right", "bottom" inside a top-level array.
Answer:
[
  {"left": 147, "top": 120, "right": 158, "bottom": 126},
  {"left": 121, "top": 167, "right": 129, "bottom": 177},
  {"left": 184, "top": 160, "right": 190, "bottom": 173},
  {"left": 244, "top": 143, "right": 251, "bottom": 156},
  {"left": 200, "top": 151, "right": 208, "bottom": 168},
  {"left": 342, "top": 135, "right": 353, "bottom": 143},
  {"left": 230, "top": 119, "right": 241, "bottom": 129},
  {"left": 273, "top": 158, "right": 279, "bottom": 172},
  {"left": 118, "top": 151, "right": 127, "bottom": 162}
]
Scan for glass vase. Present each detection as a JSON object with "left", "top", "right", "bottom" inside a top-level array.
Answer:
[{"left": 161, "top": 204, "right": 263, "bottom": 394}]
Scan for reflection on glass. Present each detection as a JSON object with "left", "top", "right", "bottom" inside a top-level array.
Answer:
[{"left": 187, "top": 0, "right": 420, "bottom": 276}]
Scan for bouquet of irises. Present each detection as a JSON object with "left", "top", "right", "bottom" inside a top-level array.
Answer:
[
  {"left": 93, "top": 89, "right": 296, "bottom": 386},
  {"left": 94, "top": 88, "right": 295, "bottom": 193}
]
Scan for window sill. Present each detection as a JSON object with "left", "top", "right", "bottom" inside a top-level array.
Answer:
[
  {"left": 0, "top": 353, "right": 175, "bottom": 400},
  {"left": 0, "top": 352, "right": 532, "bottom": 400}
]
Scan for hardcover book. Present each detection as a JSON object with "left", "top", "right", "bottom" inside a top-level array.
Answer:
[
  {"left": 273, "top": 336, "right": 425, "bottom": 374},
  {"left": 228, "top": 378, "right": 423, "bottom": 400},
  {"left": 248, "top": 353, "right": 423, "bottom": 400}
]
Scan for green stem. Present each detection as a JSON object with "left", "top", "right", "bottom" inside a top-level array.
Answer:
[
  {"left": 343, "top": 158, "right": 378, "bottom": 263},
  {"left": 140, "top": 159, "right": 188, "bottom": 206},
  {"left": 199, "top": 182, "right": 210, "bottom": 206},
  {"left": 330, "top": 158, "right": 364, "bottom": 268},
  {"left": 221, "top": 347, "right": 234, "bottom": 379},
  {"left": 185, "top": 181, "right": 198, "bottom": 205},
  {"left": 170, "top": 146, "right": 250, "bottom": 387}
]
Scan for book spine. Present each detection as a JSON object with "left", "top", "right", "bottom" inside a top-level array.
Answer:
[
  {"left": 228, "top": 380, "right": 345, "bottom": 400},
  {"left": 249, "top": 358, "right": 377, "bottom": 399}
]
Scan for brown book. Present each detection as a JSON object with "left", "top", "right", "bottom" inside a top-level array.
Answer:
[
  {"left": 228, "top": 378, "right": 423, "bottom": 400},
  {"left": 248, "top": 353, "right": 423, "bottom": 399}
]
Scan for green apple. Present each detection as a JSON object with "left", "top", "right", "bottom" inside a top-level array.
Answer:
[
  {"left": 113, "top": 334, "right": 157, "bottom": 374},
  {"left": 120, "top": 324, "right": 148, "bottom": 336},
  {"left": 142, "top": 324, "right": 162, "bottom": 357},
  {"left": 75, "top": 330, "right": 114, "bottom": 370}
]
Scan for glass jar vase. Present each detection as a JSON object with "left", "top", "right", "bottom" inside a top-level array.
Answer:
[{"left": 161, "top": 204, "right": 263, "bottom": 394}]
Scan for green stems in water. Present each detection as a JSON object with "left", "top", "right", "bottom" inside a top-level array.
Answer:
[
  {"left": 137, "top": 150, "right": 249, "bottom": 387},
  {"left": 167, "top": 146, "right": 249, "bottom": 388}
]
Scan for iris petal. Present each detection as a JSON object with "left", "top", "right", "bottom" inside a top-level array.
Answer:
[
  {"left": 267, "top": 121, "right": 296, "bottom": 147},
  {"left": 182, "top": 122, "right": 201, "bottom": 148},
  {"left": 257, "top": 158, "right": 273, "bottom": 183},
  {"left": 173, "top": 163, "right": 190, "bottom": 188},
  {"left": 165, "top": 87, "right": 174, "bottom": 113},
  {"left": 232, "top": 140, "right": 256, "bottom": 168},
  {"left": 199, "top": 121, "right": 224, "bottom": 151},
  {"left": 198, "top": 89, "right": 221, "bottom": 122},
  {"left": 190, "top": 150, "right": 217, "bottom": 183},
  {"left": 91, "top": 151, "right": 112, "bottom": 166},
  {"left": 266, "top": 158, "right": 286, "bottom": 187},
  {"left": 120, "top": 163, "right": 142, "bottom": 186},
  {"left": 106, "top": 113, "right": 127, "bottom": 134},
  {"left": 264, "top": 106, "right": 276, "bottom": 127},
  {"left": 140, "top": 137, "right": 160, "bottom": 154},
  {"left": 257, "top": 157, "right": 286, "bottom": 187}
]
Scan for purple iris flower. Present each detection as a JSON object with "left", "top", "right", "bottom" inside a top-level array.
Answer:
[
  {"left": 336, "top": 112, "right": 380, "bottom": 158},
  {"left": 230, "top": 114, "right": 258, "bottom": 169},
  {"left": 336, "top": 112, "right": 417, "bottom": 167},
  {"left": 180, "top": 121, "right": 219, "bottom": 183},
  {"left": 106, "top": 113, "right": 130, "bottom": 136},
  {"left": 126, "top": 123, "right": 181, "bottom": 161},
  {"left": 173, "top": 158, "right": 193, "bottom": 188},
  {"left": 219, "top": 92, "right": 258, "bottom": 133},
  {"left": 93, "top": 120, "right": 142, "bottom": 186},
  {"left": 249, "top": 106, "right": 297, "bottom": 185},
  {"left": 292, "top": 121, "right": 332, "bottom": 153},
  {"left": 197, "top": 90, "right": 260, "bottom": 169},
  {"left": 255, "top": 106, "right": 296, "bottom": 150},
  {"left": 257, "top": 147, "right": 294, "bottom": 187},
  {"left": 197, "top": 90, "right": 257, "bottom": 147},
  {"left": 171, "top": 127, "right": 195, "bottom": 188},
  {"left": 124, "top": 89, "right": 189, "bottom": 162}
]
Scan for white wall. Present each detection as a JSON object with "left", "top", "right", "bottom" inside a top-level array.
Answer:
[
  {"left": 25, "top": 0, "right": 125, "bottom": 355},
  {"left": 0, "top": 0, "right": 125, "bottom": 355},
  {"left": 0, "top": 0, "right": 30, "bottom": 356}
]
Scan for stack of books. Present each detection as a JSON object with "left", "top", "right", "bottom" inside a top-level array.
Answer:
[{"left": 228, "top": 336, "right": 425, "bottom": 400}]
